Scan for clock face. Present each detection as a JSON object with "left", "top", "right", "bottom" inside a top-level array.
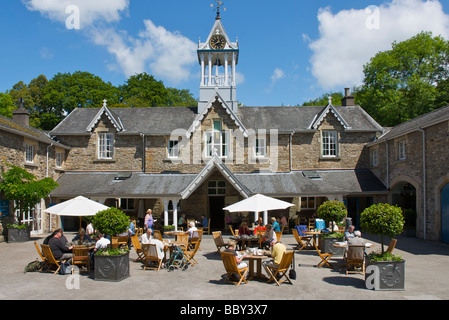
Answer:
[{"left": 210, "top": 35, "right": 226, "bottom": 50}]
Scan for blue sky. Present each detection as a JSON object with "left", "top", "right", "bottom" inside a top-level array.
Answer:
[{"left": 1, "top": 0, "right": 449, "bottom": 107}]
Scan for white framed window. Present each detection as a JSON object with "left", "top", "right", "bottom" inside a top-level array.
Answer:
[
  {"left": 255, "top": 138, "right": 266, "bottom": 157},
  {"left": 120, "top": 198, "right": 135, "bottom": 210},
  {"left": 98, "top": 133, "right": 114, "bottom": 159},
  {"left": 25, "top": 143, "right": 34, "bottom": 163},
  {"left": 168, "top": 139, "right": 180, "bottom": 158},
  {"left": 206, "top": 120, "right": 229, "bottom": 158},
  {"left": 208, "top": 180, "right": 226, "bottom": 196},
  {"left": 398, "top": 141, "right": 406, "bottom": 160},
  {"left": 56, "top": 152, "right": 63, "bottom": 168},
  {"left": 372, "top": 149, "right": 378, "bottom": 167},
  {"left": 321, "top": 131, "right": 338, "bottom": 157},
  {"left": 301, "top": 197, "right": 316, "bottom": 209}
]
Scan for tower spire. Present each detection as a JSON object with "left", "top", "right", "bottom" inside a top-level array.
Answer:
[{"left": 211, "top": 1, "right": 224, "bottom": 20}]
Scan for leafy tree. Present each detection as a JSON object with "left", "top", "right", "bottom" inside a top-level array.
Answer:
[
  {"left": 0, "top": 92, "right": 15, "bottom": 118},
  {"left": 119, "top": 73, "right": 168, "bottom": 108},
  {"left": 92, "top": 207, "right": 129, "bottom": 237},
  {"left": 316, "top": 200, "right": 347, "bottom": 233},
  {"left": 0, "top": 163, "right": 58, "bottom": 225},
  {"left": 354, "top": 32, "right": 449, "bottom": 127},
  {"left": 360, "top": 203, "right": 404, "bottom": 254},
  {"left": 302, "top": 91, "right": 344, "bottom": 106}
]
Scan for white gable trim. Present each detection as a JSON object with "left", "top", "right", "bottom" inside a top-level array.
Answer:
[
  {"left": 86, "top": 100, "right": 125, "bottom": 132},
  {"left": 180, "top": 153, "right": 251, "bottom": 199},
  {"left": 186, "top": 92, "right": 247, "bottom": 139},
  {"left": 308, "top": 103, "right": 351, "bottom": 130}
]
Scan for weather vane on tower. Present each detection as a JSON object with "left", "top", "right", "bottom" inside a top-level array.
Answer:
[{"left": 211, "top": 1, "right": 226, "bottom": 19}]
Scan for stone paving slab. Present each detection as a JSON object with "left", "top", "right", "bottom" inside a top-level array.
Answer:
[{"left": 1, "top": 232, "right": 449, "bottom": 302}]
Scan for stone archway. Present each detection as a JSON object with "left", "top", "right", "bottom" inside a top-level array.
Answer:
[{"left": 391, "top": 179, "right": 417, "bottom": 229}]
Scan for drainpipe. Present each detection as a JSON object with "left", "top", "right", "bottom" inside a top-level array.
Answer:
[
  {"left": 418, "top": 128, "right": 426, "bottom": 240},
  {"left": 289, "top": 131, "right": 294, "bottom": 171},
  {"left": 140, "top": 133, "right": 146, "bottom": 173},
  {"left": 46, "top": 143, "right": 53, "bottom": 177}
]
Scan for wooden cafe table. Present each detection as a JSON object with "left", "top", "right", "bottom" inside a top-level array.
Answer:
[{"left": 240, "top": 250, "right": 271, "bottom": 281}]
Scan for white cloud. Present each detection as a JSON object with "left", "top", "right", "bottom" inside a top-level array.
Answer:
[
  {"left": 22, "top": 0, "right": 197, "bottom": 84},
  {"left": 23, "top": 0, "right": 129, "bottom": 27},
  {"left": 266, "top": 68, "right": 285, "bottom": 92},
  {"left": 307, "top": 0, "right": 449, "bottom": 90}
]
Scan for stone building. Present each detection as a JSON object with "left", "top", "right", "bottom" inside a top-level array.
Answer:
[
  {"left": 367, "top": 105, "right": 449, "bottom": 243},
  {"left": 47, "top": 12, "right": 387, "bottom": 233},
  {"left": 0, "top": 106, "right": 70, "bottom": 239}
]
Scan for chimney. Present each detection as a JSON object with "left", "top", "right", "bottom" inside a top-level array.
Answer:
[
  {"left": 341, "top": 88, "right": 355, "bottom": 106},
  {"left": 12, "top": 98, "right": 30, "bottom": 126}
]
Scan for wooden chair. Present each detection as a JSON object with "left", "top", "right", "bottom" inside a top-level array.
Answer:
[
  {"left": 34, "top": 241, "right": 48, "bottom": 271},
  {"left": 130, "top": 235, "right": 144, "bottom": 262},
  {"left": 184, "top": 238, "right": 201, "bottom": 266},
  {"left": 275, "top": 231, "right": 283, "bottom": 243},
  {"left": 40, "top": 244, "right": 66, "bottom": 275},
  {"left": 111, "top": 236, "right": 118, "bottom": 249},
  {"left": 317, "top": 250, "right": 333, "bottom": 269},
  {"left": 220, "top": 251, "right": 248, "bottom": 287},
  {"left": 346, "top": 245, "right": 365, "bottom": 276},
  {"left": 189, "top": 229, "right": 203, "bottom": 250},
  {"left": 292, "top": 228, "right": 313, "bottom": 251},
  {"left": 72, "top": 246, "right": 90, "bottom": 274},
  {"left": 175, "top": 233, "right": 189, "bottom": 251},
  {"left": 213, "top": 231, "right": 230, "bottom": 253},
  {"left": 229, "top": 225, "right": 237, "bottom": 236},
  {"left": 153, "top": 230, "right": 163, "bottom": 241},
  {"left": 308, "top": 218, "right": 316, "bottom": 231},
  {"left": 266, "top": 251, "right": 295, "bottom": 286},
  {"left": 202, "top": 218, "right": 211, "bottom": 235},
  {"left": 386, "top": 239, "right": 397, "bottom": 254},
  {"left": 117, "top": 235, "right": 129, "bottom": 247},
  {"left": 142, "top": 243, "right": 163, "bottom": 271}
]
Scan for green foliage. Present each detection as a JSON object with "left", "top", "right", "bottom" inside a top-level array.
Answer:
[
  {"left": 163, "top": 225, "right": 175, "bottom": 230},
  {"left": 95, "top": 247, "right": 130, "bottom": 256},
  {"left": 321, "top": 232, "right": 344, "bottom": 239},
  {"left": 360, "top": 203, "right": 404, "bottom": 253},
  {"left": 92, "top": 207, "right": 129, "bottom": 237},
  {"left": 7, "top": 223, "right": 28, "bottom": 230},
  {"left": 0, "top": 163, "right": 58, "bottom": 224},
  {"left": 355, "top": 31, "right": 449, "bottom": 127},
  {"left": 302, "top": 91, "right": 344, "bottom": 106},
  {"left": 316, "top": 201, "right": 347, "bottom": 233},
  {"left": 367, "top": 251, "right": 402, "bottom": 263}
]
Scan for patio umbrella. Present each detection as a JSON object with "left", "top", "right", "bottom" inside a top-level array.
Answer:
[
  {"left": 223, "top": 193, "right": 294, "bottom": 225},
  {"left": 44, "top": 195, "right": 109, "bottom": 230}
]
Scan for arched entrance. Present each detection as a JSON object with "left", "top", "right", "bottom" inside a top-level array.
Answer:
[
  {"left": 391, "top": 182, "right": 417, "bottom": 229},
  {"left": 441, "top": 183, "right": 449, "bottom": 243}
]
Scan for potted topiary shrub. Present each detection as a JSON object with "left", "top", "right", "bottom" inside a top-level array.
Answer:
[
  {"left": 92, "top": 207, "right": 131, "bottom": 282},
  {"left": 0, "top": 163, "right": 58, "bottom": 243},
  {"left": 360, "top": 203, "right": 405, "bottom": 290},
  {"left": 316, "top": 200, "right": 347, "bottom": 256}
]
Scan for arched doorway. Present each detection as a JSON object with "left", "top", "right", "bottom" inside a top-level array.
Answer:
[
  {"left": 391, "top": 182, "right": 417, "bottom": 229},
  {"left": 441, "top": 183, "right": 449, "bottom": 243}
]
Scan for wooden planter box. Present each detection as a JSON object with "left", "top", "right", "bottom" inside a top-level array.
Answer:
[
  {"left": 7, "top": 227, "right": 30, "bottom": 243},
  {"left": 365, "top": 260, "right": 405, "bottom": 291},
  {"left": 94, "top": 252, "right": 130, "bottom": 282},
  {"left": 319, "top": 236, "right": 345, "bottom": 256}
]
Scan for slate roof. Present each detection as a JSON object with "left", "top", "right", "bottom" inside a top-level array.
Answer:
[
  {"left": 0, "top": 114, "right": 69, "bottom": 149},
  {"left": 50, "top": 104, "right": 383, "bottom": 136},
  {"left": 50, "top": 169, "right": 386, "bottom": 199},
  {"left": 367, "top": 105, "right": 449, "bottom": 145}
]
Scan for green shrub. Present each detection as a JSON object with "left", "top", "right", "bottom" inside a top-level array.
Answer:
[
  {"left": 367, "top": 251, "right": 402, "bottom": 263},
  {"left": 316, "top": 200, "right": 347, "bottom": 233},
  {"left": 92, "top": 207, "right": 129, "bottom": 237},
  {"left": 360, "top": 203, "right": 404, "bottom": 254}
]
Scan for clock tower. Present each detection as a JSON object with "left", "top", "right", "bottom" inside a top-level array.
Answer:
[{"left": 197, "top": 3, "right": 239, "bottom": 114}]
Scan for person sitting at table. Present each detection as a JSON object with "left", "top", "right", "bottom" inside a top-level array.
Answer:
[
  {"left": 201, "top": 215, "right": 208, "bottom": 228},
  {"left": 94, "top": 233, "right": 110, "bottom": 252},
  {"left": 271, "top": 217, "right": 281, "bottom": 232},
  {"left": 261, "top": 224, "right": 277, "bottom": 249},
  {"left": 185, "top": 221, "right": 198, "bottom": 240},
  {"left": 224, "top": 241, "right": 247, "bottom": 269},
  {"left": 345, "top": 225, "right": 355, "bottom": 240},
  {"left": 128, "top": 218, "right": 136, "bottom": 237},
  {"left": 141, "top": 228, "right": 153, "bottom": 244},
  {"left": 238, "top": 222, "right": 252, "bottom": 236},
  {"left": 48, "top": 229, "right": 74, "bottom": 262},
  {"left": 263, "top": 240, "right": 286, "bottom": 273},
  {"left": 348, "top": 230, "right": 365, "bottom": 245},
  {"left": 178, "top": 214, "right": 187, "bottom": 230},
  {"left": 72, "top": 228, "right": 92, "bottom": 244}
]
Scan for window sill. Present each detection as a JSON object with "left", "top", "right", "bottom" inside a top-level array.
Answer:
[
  {"left": 94, "top": 158, "right": 116, "bottom": 163},
  {"left": 319, "top": 156, "right": 341, "bottom": 161}
]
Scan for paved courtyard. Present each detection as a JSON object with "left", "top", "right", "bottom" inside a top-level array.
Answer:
[{"left": 1, "top": 232, "right": 448, "bottom": 302}]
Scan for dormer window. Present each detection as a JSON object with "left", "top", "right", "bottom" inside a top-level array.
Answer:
[
  {"left": 98, "top": 133, "right": 114, "bottom": 159},
  {"left": 168, "top": 138, "right": 180, "bottom": 158},
  {"left": 321, "top": 130, "right": 338, "bottom": 157}
]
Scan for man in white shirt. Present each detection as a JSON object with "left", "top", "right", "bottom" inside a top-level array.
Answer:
[
  {"left": 94, "top": 233, "right": 111, "bottom": 251},
  {"left": 141, "top": 228, "right": 153, "bottom": 244},
  {"left": 141, "top": 228, "right": 164, "bottom": 260}
]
